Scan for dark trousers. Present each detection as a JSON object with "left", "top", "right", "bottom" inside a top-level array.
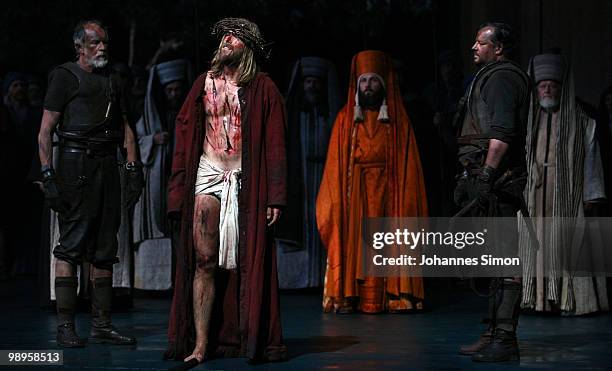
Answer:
[
  {"left": 455, "top": 174, "right": 522, "bottom": 332},
  {"left": 53, "top": 150, "right": 121, "bottom": 270}
]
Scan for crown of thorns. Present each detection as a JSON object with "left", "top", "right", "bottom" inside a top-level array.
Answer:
[{"left": 211, "top": 18, "right": 271, "bottom": 60}]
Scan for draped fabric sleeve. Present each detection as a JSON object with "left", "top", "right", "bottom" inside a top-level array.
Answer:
[
  {"left": 389, "top": 109, "right": 428, "bottom": 300},
  {"left": 402, "top": 120, "right": 429, "bottom": 217},
  {"left": 263, "top": 77, "right": 288, "bottom": 207},
  {"left": 135, "top": 116, "right": 156, "bottom": 166},
  {"left": 316, "top": 109, "right": 349, "bottom": 301},
  {"left": 135, "top": 66, "right": 159, "bottom": 166},
  {"left": 316, "top": 110, "right": 346, "bottom": 252},
  {"left": 583, "top": 118, "right": 606, "bottom": 202},
  {"left": 167, "top": 75, "right": 204, "bottom": 216}
]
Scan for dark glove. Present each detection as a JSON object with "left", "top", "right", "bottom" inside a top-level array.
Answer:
[
  {"left": 125, "top": 162, "right": 144, "bottom": 210},
  {"left": 40, "top": 168, "right": 68, "bottom": 213},
  {"left": 475, "top": 165, "right": 497, "bottom": 212}
]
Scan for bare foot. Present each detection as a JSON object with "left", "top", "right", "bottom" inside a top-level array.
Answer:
[{"left": 184, "top": 348, "right": 205, "bottom": 363}]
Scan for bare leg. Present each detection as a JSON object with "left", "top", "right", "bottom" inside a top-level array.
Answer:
[
  {"left": 56, "top": 259, "right": 75, "bottom": 277},
  {"left": 185, "top": 194, "right": 220, "bottom": 363},
  {"left": 90, "top": 266, "right": 112, "bottom": 279}
]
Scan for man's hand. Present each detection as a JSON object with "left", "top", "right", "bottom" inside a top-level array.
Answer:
[
  {"left": 154, "top": 131, "right": 169, "bottom": 145},
  {"left": 267, "top": 207, "right": 282, "bottom": 226},
  {"left": 125, "top": 162, "right": 145, "bottom": 209},
  {"left": 474, "top": 165, "right": 498, "bottom": 213},
  {"left": 39, "top": 168, "right": 67, "bottom": 213}
]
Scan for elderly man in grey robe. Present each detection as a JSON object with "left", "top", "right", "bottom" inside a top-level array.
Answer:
[
  {"left": 276, "top": 57, "right": 341, "bottom": 288},
  {"left": 518, "top": 53, "right": 609, "bottom": 315},
  {"left": 133, "top": 59, "right": 189, "bottom": 290}
]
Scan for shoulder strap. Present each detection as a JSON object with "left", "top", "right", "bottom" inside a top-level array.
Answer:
[
  {"left": 464, "top": 61, "right": 529, "bottom": 135},
  {"left": 477, "top": 61, "right": 529, "bottom": 95}
]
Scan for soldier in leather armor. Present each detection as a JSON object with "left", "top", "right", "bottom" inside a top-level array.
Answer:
[
  {"left": 37, "top": 20, "right": 143, "bottom": 348},
  {"left": 453, "top": 22, "right": 530, "bottom": 362}
]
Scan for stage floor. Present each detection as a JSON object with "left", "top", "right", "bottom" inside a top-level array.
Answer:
[{"left": 1, "top": 278, "right": 611, "bottom": 370}]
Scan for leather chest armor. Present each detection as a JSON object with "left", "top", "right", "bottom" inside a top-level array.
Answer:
[
  {"left": 455, "top": 61, "right": 528, "bottom": 167},
  {"left": 56, "top": 62, "right": 123, "bottom": 143}
]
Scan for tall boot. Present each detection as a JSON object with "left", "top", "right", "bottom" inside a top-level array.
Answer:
[
  {"left": 458, "top": 278, "right": 499, "bottom": 355},
  {"left": 459, "top": 327, "right": 492, "bottom": 355},
  {"left": 472, "top": 279, "right": 521, "bottom": 362},
  {"left": 55, "top": 276, "right": 86, "bottom": 347},
  {"left": 89, "top": 277, "right": 136, "bottom": 345}
]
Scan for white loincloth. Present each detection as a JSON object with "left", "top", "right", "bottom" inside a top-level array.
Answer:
[{"left": 194, "top": 154, "right": 241, "bottom": 269}]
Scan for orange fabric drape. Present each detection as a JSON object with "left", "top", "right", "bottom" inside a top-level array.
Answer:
[{"left": 316, "top": 50, "right": 428, "bottom": 312}]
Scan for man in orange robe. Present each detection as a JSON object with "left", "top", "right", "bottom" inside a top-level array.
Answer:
[{"left": 316, "top": 50, "right": 428, "bottom": 314}]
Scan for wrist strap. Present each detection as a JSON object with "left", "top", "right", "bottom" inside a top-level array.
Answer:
[
  {"left": 479, "top": 165, "right": 497, "bottom": 183},
  {"left": 125, "top": 161, "right": 143, "bottom": 171},
  {"left": 41, "top": 167, "right": 56, "bottom": 180}
]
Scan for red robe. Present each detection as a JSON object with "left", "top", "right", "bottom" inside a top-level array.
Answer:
[{"left": 165, "top": 72, "right": 287, "bottom": 362}]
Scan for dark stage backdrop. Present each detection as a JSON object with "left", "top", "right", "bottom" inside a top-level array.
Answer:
[
  {"left": 0, "top": 0, "right": 609, "bottom": 111},
  {"left": 0, "top": 0, "right": 463, "bottom": 101},
  {"left": 458, "top": 0, "right": 612, "bottom": 106}
]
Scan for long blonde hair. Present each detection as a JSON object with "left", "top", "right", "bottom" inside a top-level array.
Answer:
[{"left": 210, "top": 41, "right": 259, "bottom": 86}]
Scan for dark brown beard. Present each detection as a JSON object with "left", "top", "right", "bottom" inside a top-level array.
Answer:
[
  {"left": 359, "top": 90, "right": 384, "bottom": 110},
  {"left": 219, "top": 46, "right": 244, "bottom": 67}
]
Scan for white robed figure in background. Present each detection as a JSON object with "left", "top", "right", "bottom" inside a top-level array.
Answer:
[
  {"left": 518, "top": 53, "right": 609, "bottom": 315},
  {"left": 132, "top": 59, "right": 190, "bottom": 290}
]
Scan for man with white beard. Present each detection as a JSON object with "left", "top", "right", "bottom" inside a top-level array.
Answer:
[
  {"left": 518, "top": 53, "right": 609, "bottom": 316},
  {"left": 38, "top": 19, "right": 142, "bottom": 347}
]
